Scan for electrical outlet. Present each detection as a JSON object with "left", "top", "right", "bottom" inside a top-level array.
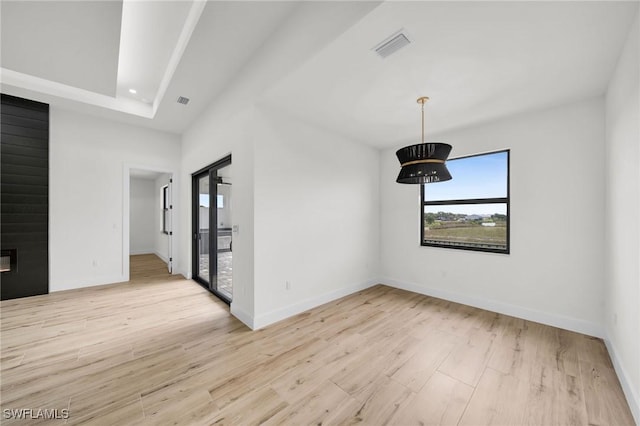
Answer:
[{"left": 285, "top": 281, "right": 291, "bottom": 290}]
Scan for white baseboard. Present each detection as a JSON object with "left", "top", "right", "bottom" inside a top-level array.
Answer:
[
  {"left": 251, "top": 279, "right": 378, "bottom": 330},
  {"left": 130, "top": 249, "right": 154, "bottom": 255},
  {"left": 380, "top": 277, "right": 605, "bottom": 338},
  {"left": 604, "top": 337, "right": 640, "bottom": 424},
  {"left": 154, "top": 251, "right": 169, "bottom": 263},
  {"left": 50, "top": 274, "right": 127, "bottom": 292},
  {"left": 230, "top": 303, "right": 254, "bottom": 329}
]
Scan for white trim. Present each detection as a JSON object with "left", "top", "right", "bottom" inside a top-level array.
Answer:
[
  {"left": 130, "top": 249, "right": 154, "bottom": 256},
  {"left": 154, "top": 251, "right": 169, "bottom": 264},
  {"left": 604, "top": 337, "right": 640, "bottom": 424},
  {"left": 252, "top": 279, "right": 378, "bottom": 330},
  {"left": 123, "top": 166, "right": 131, "bottom": 282},
  {"left": 123, "top": 163, "right": 178, "bottom": 283},
  {"left": 152, "top": 1, "right": 206, "bottom": 115},
  {"left": 381, "top": 277, "right": 605, "bottom": 338},
  {"left": 230, "top": 303, "right": 254, "bottom": 330},
  {"left": 0, "top": 68, "right": 153, "bottom": 118}
]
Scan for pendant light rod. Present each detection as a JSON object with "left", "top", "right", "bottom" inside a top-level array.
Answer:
[
  {"left": 395, "top": 96, "right": 452, "bottom": 184},
  {"left": 417, "top": 96, "right": 429, "bottom": 143}
]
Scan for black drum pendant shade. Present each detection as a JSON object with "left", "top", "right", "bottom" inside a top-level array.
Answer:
[
  {"left": 396, "top": 142, "right": 452, "bottom": 184},
  {"left": 396, "top": 97, "right": 452, "bottom": 184}
]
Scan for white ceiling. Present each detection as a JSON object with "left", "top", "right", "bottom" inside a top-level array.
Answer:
[
  {"left": 263, "top": 1, "right": 639, "bottom": 148},
  {"left": 0, "top": 1, "right": 637, "bottom": 146},
  {"left": 150, "top": 1, "right": 299, "bottom": 133},
  {"left": 116, "top": 0, "right": 193, "bottom": 104},
  {"left": 1, "top": 1, "right": 123, "bottom": 96},
  {"left": 0, "top": 0, "right": 300, "bottom": 132}
]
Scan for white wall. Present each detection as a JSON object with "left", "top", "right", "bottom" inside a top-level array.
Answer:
[
  {"left": 180, "top": 107, "right": 255, "bottom": 324},
  {"left": 380, "top": 98, "right": 606, "bottom": 337},
  {"left": 180, "top": 102, "right": 381, "bottom": 329},
  {"left": 177, "top": 1, "right": 381, "bottom": 327},
  {"left": 129, "top": 177, "right": 155, "bottom": 255},
  {"left": 154, "top": 173, "right": 171, "bottom": 262},
  {"left": 49, "top": 107, "right": 181, "bottom": 291},
  {"left": 604, "top": 13, "right": 640, "bottom": 423},
  {"left": 251, "top": 108, "right": 380, "bottom": 327}
]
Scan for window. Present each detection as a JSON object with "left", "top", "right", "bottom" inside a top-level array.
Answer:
[
  {"left": 421, "top": 150, "right": 509, "bottom": 254},
  {"left": 161, "top": 185, "right": 169, "bottom": 234}
]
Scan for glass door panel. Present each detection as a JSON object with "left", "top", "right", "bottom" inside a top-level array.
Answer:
[
  {"left": 196, "top": 174, "right": 210, "bottom": 284},
  {"left": 215, "top": 164, "right": 232, "bottom": 299}
]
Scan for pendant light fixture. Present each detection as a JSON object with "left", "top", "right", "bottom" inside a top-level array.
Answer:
[{"left": 396, "top": 97, "right": 452, "bottom": 184}]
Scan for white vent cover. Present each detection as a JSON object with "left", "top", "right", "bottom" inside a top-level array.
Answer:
[
  {"left": 177, "top": 96, "right": 190, "bottom": 105},
  {"left": 373, "top": 29, "right": 411, "bottom": 59}
]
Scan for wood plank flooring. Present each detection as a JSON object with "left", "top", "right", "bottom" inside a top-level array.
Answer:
[
  {"left": 1, "top": 273, "right": 634, "bottom": 425},
  {"left": 129, "top": 254, "right": 181, "bottom": 283}
]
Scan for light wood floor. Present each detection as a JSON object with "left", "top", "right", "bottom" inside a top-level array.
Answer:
[
  {"left": 130, "top": 254, "right": 182, "bottom": 283},
  {"left": 0, "top": 275, "right": 634, "bottom": 425}
]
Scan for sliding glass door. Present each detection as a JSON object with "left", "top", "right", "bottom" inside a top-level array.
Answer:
[
  {"left": 215, "top": 163, "right": 232, "bottom": 300},
  {"left": 195, "top": 174, "right": 210, "bottom": 284},
  {"left": 192, "top": 155, "right": 232, "bottom": 303}
]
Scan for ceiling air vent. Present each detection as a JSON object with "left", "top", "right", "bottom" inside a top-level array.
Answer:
[
  {"left": 373, "top": 29, "right": 411, "bottom": 59},
  {"left": 177, "top": 96, "right": 190, "bottom": 105}
]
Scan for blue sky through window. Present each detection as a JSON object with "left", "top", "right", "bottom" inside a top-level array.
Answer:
[
  {"left": 200, "top": 195, "right": 223, "bottom": 208},
  {"left": 425, "top": 151, "right": 508, "bottom": 200},
  {"left": 424, "top": 151, "right": 508, "bottom": 215}
]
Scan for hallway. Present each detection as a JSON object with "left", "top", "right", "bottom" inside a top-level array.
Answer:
[{"left": 130, "top": 254, "right": 181, "bottom": 284}]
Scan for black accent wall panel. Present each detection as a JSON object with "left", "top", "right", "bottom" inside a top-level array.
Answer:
[{"left": 1, "top": 94, "right": 49, "bottom": 300}]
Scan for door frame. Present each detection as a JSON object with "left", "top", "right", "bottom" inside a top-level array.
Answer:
[
  {"left": 191, "top": 154, "right": 231, "bottom": 303},
  {"left": 123, "top": 163, "right": 177, "bottom": 282}
]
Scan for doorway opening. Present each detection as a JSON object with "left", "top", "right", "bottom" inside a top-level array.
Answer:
[
  {"left": 192, "top": 155, "right": 232, "bottom": 303},
  {"left": 129, "top": 169, "right": 173, "bottom": 281}
]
